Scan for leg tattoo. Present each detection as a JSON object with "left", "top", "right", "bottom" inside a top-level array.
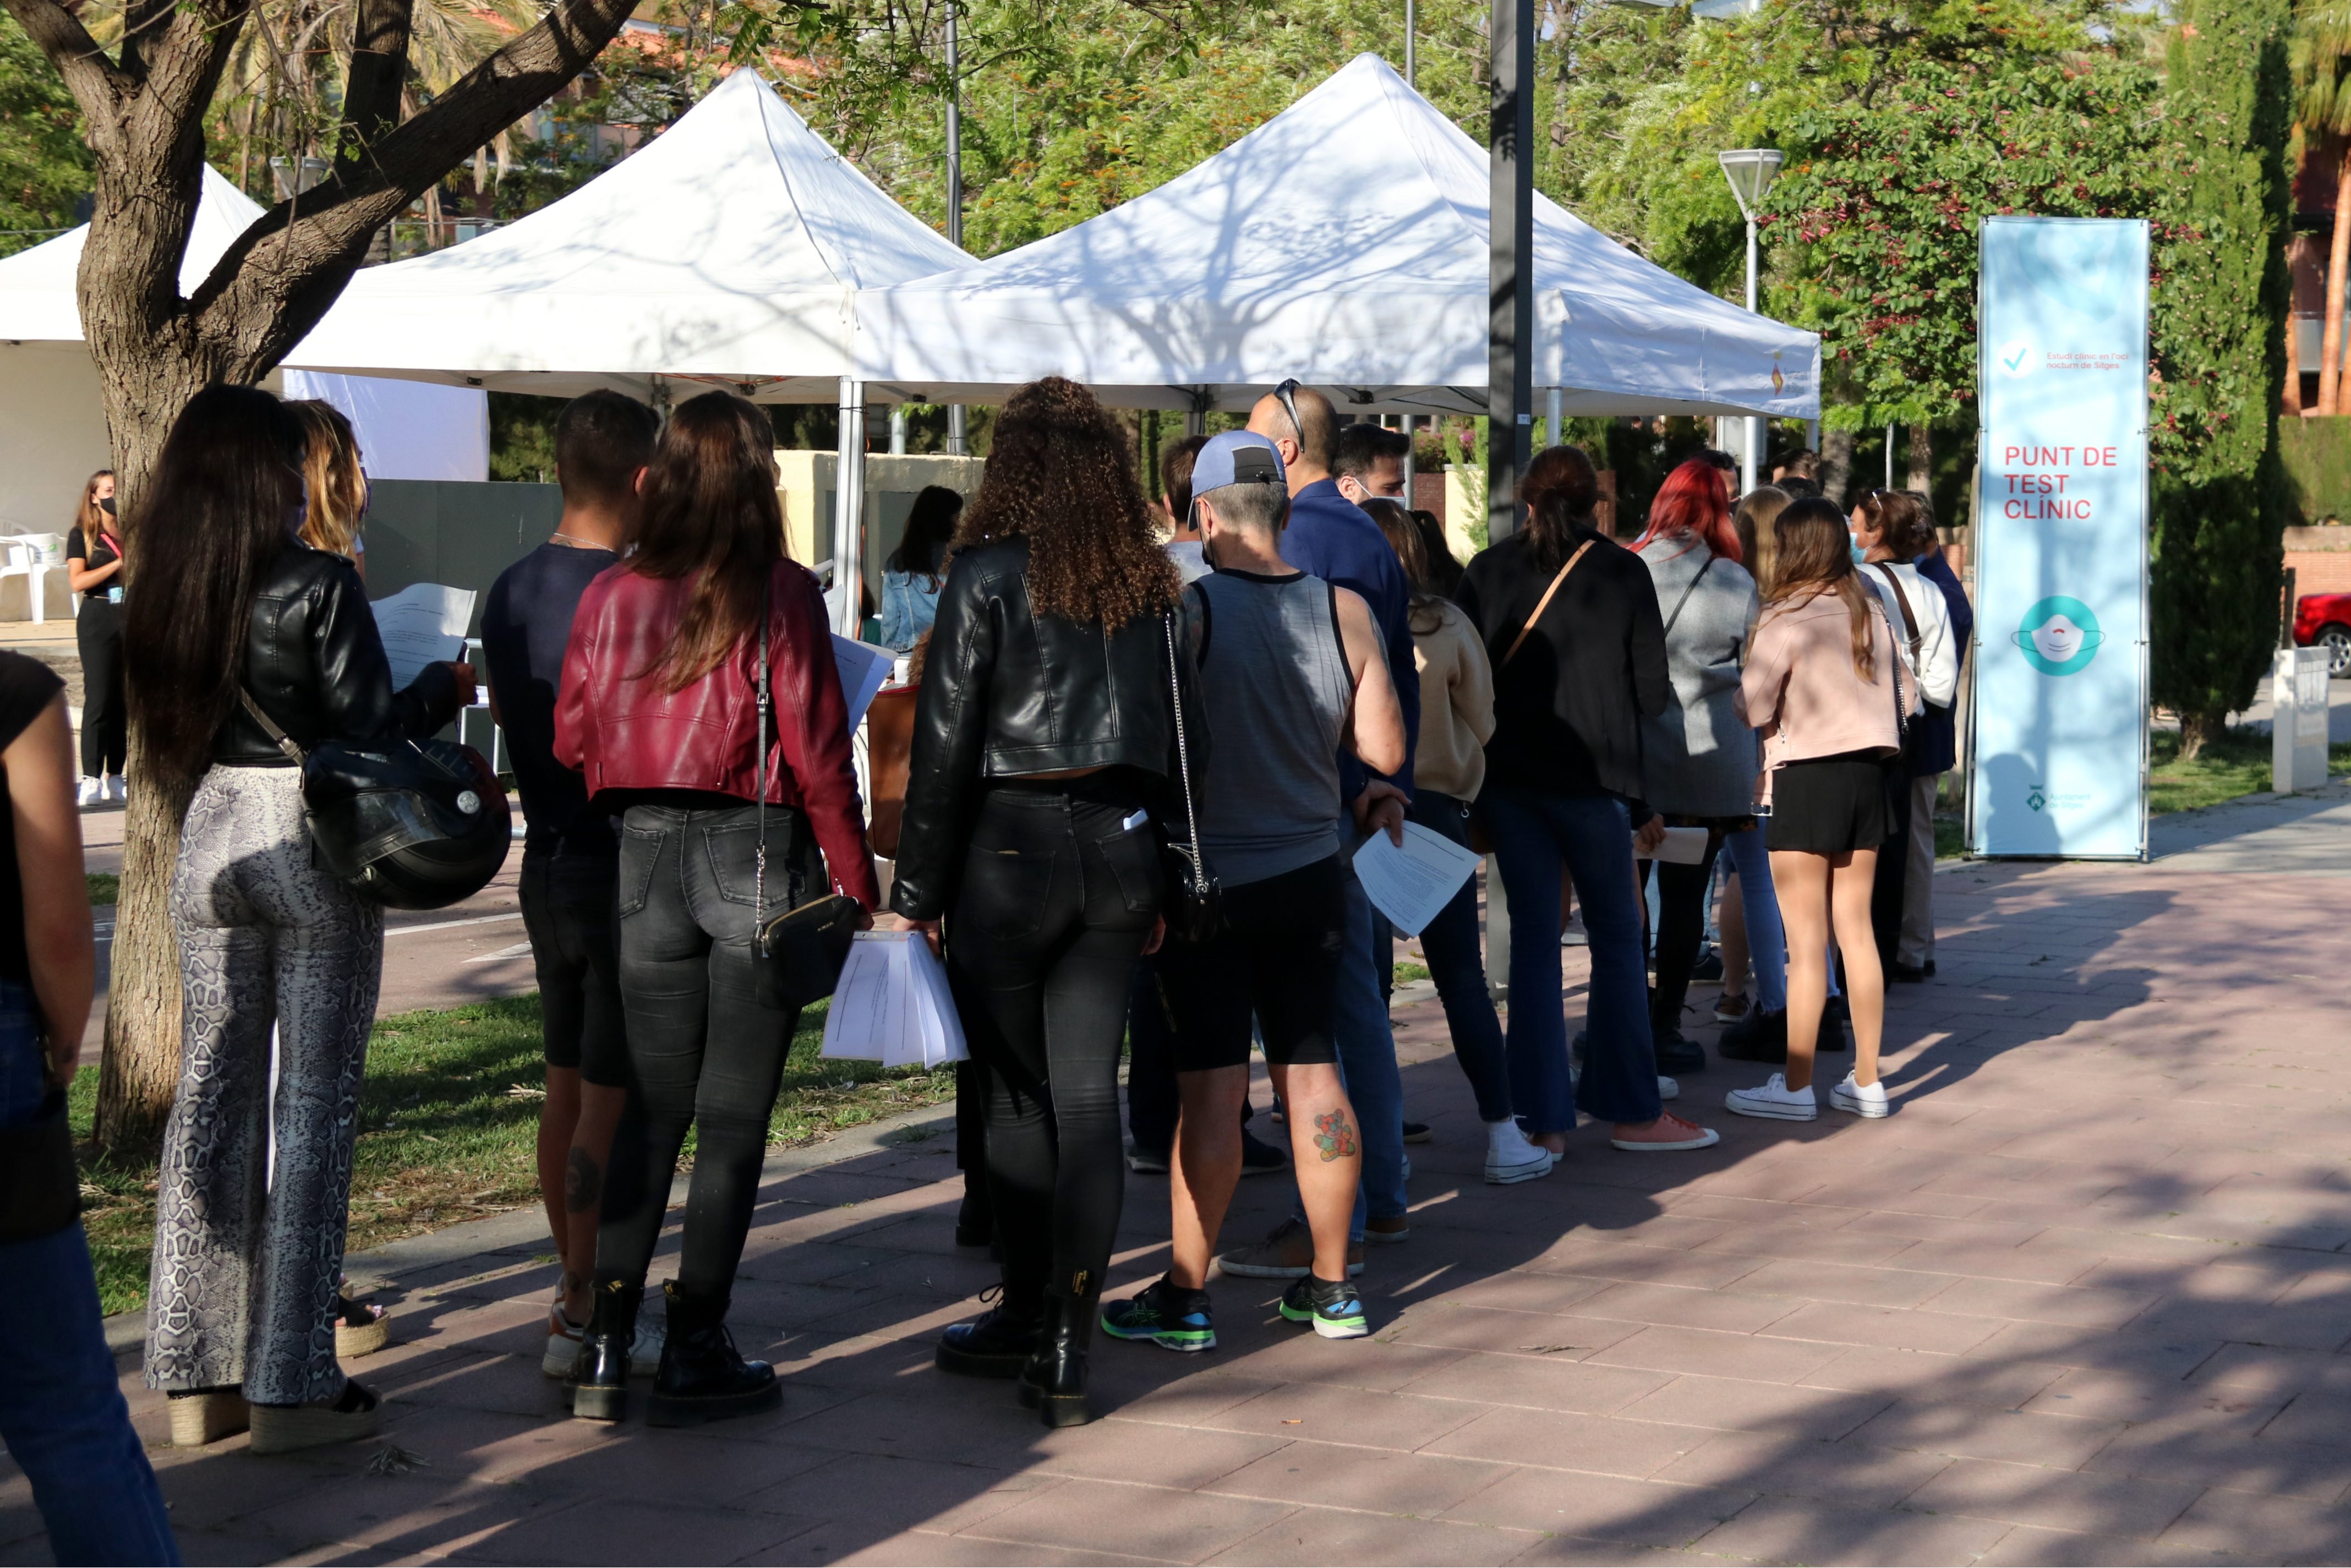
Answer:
[
  {"left": 1312, "top": 1109, "right": 1358, "bottom": 1162},
  {"left": 565, "top": 1147, "right": 603, "bottom": 1214}
]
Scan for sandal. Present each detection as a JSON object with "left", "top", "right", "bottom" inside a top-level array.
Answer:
[
  {"left": 168, "top": 1386, "right": 250, "bottom": 1447},
  {"left": 1610, "top": 1112, "right": 1721, "bottom": 1152},
  {"left": 249, "top": 1378, "right": 380, "bottom": 1455},
  {"left": 335, "top": 1279, "right": 391, "bottom": 1359}
]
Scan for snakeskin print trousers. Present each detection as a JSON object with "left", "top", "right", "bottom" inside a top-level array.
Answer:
[{"left": 145, "top": 766, "right": 384, "bottom": 1406}]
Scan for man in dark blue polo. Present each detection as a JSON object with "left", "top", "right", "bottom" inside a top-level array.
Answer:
[{"left": 1219, "top": 383, "right": 1423, "bottom": 1278}]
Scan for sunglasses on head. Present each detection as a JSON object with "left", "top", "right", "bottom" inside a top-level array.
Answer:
[{"left": 1275, "top": 378, "right": 1305, "bottom": 448}]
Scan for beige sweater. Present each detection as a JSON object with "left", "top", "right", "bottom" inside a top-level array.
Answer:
[{"left": 1410, "top": 599, "right": 1496, "bottom": 801}]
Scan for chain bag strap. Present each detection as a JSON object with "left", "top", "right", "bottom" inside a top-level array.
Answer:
[
  {"left": 749, "top": 575, "right": 862, "bottom": 1010},
  {"left": 1160, "top": 609, "right": 1223, "bottom": 943}
]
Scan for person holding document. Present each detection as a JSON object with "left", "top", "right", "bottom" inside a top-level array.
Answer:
[
  {"left": 555, "top": 393, "right": 878, "bottom": 1428},
  {"left": 1455, "top": 446, "right": 1718, "bottom": 1157},
  {"left": 892, "top": 379, "right": 1189, "bottom": 1429},
  {"left": 1098, "top": 430, "right": 1404, "bottom": 1357},
  {"left": 1362, "top": 499, "right": 1552, "bottom": 1187},
  {"left": 126, "top": 387, "right": 471, "bottom": 1455}
]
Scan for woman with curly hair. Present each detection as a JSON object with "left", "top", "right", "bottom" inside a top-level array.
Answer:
[{"left": 893, "top": 376, "right": 1191, "bottom": 1428}]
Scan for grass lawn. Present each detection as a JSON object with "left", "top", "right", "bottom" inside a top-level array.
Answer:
[
  {"left": 70, "top": 993, "right": 954, "bottom": 1319},
  {"left": 87, "top": 872, "right": 117, "bottom": 905}
]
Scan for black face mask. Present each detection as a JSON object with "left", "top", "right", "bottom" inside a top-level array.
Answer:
[{"left": 97, "top": 497, "right": 116, "bottom": 517}]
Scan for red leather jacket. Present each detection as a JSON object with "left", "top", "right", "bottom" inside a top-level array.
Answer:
[{"left": 555, "top": 559, "right": 881, "bottom": 910}]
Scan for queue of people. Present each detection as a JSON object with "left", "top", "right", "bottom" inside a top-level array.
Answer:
[{"left": 3, "top": 371, "right": 1975, "bottom": 1567}]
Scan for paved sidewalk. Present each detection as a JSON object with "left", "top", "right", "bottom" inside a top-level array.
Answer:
[{"left": 12, "top": 793, "right": 2351, "bottom": 1566}]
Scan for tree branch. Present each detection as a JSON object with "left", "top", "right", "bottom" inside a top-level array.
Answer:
[
  {"left": 337, "top": 0, "right": 417, "bottom": 176},
  {"left": 0, "top": 0, "right": 127, "bottom": 113}
]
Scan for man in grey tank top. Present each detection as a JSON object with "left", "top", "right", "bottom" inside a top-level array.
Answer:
[{"left": 1101, "top": 433, "right": 1408, "bottom": 1349}]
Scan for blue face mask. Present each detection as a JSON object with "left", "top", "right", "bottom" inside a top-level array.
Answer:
[{"left": 1849, "top": 533, "right": 1868, "bottom": 564}]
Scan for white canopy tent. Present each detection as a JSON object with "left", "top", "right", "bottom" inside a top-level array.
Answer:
[
  {"left": 285, "top": 68, "right": 971, "bottom": 405},
  {"left": 0, "top": 166, "right": 488, "bottom": 530},
  {"left": 855, "top": 53, "right": 1819, "bottom": 422}
]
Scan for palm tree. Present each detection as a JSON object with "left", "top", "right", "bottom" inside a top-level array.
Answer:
[{"left": 2293, "top": 0, "right": 2351, "bottom": 413}]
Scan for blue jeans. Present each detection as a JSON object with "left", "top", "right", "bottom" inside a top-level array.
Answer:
[
  {"left": 1288, "top": 866, "right": 1407, "bottom": 1237},
  {"left": 0, "top": 984, "right": 178, "bottom": 1567},
  {"left": 1480, "top": 785, "right": 1661, "bottom": 1132},
  {"left": 1722, "top": 825, "right": 1789, "bottom": 1013},
  {"left": 1407, "top": 794, "right": 1511, "bottom": 1123}
]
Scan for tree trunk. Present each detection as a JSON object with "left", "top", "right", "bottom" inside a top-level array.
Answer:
[
  {"left": 2285, "top": 292, "right": 2301, "bottom": 416},
  {"left": 2176, "top": 706, "right": 2228, "bottom": 762},
  {"left": 1820, "top": 423, "right": 1855, "bottom": 505},
  {"left": 1906, "top": 421, "right": 1932, "bottom": 494},
  {"left": 2319, "top": 153, "right": 2350, "bottom": 416}
]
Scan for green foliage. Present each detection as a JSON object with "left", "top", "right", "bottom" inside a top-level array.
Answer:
[
  {"left": 0, "top": 10, "right": 91, "bottom": 260},
  {"left": 2147, "top": 0, "right": 2295, "bottom": 726},
  {"left": 2276, "top": 414, "right": 2351, "bottom": 523}
]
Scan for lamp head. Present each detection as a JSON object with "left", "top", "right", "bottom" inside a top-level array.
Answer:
[{"left": 1716, "top": 149, "right": 1785, "bottom": 218}]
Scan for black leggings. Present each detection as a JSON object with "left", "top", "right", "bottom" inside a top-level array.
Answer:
[
  {"left": 947, "top": 780, "right": 1160, "bottom": 1301},
  {"left": 1649, "top": 832, "right": 1725, "bottom": 1035},
  {"left": 76, "top": 600, "right": 124, "bottom": 777},
  {"left": 598, "top": 800, "right": 816, "bottom": 1301}
]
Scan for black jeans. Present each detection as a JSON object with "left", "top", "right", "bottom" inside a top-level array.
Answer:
[
  {"left": 1649, "top": 832, "right": 1725, "bottom": 1036},
  {"left": 948, "top": 780, "right": 1159, "bottom": 1301},
  {"left": 598, "top": 801, "right": 816, "bottom": 1301},
  {"left": 76, "top": 598, "right": 124, "bottom": 777}
]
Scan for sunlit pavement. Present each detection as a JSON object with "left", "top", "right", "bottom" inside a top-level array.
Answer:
[{"left": 14, "top": 785, "right": 2351, "bottom": 1566}]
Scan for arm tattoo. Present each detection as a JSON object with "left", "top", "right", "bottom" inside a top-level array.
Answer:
[
  {"left": 1312, "top": 1109, "right": 1358, "bottom": 1162},
  {"left": 565, "top": 1147, "right": 604, "bottom": 1213}
]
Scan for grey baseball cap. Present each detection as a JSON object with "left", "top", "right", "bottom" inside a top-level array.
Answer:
[{"left": 1189, "top": 430, "right": 1287, "bottom": 497}]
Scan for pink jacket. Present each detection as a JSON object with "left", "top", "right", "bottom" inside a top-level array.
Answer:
[{"left": 1738, "top": 588, "right": 1918, "bottom": 805}]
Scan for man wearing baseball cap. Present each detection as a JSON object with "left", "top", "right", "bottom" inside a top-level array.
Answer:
[{"left": 1100, "top": 431, "right": 1408, "bottom": 1348}]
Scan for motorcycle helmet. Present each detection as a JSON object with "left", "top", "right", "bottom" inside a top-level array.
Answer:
[{"left": 301, "top": 737, "right": 512, "bottom": 910}]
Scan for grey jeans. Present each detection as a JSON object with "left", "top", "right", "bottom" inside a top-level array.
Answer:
[{"left": 146, "top": 766, "right": 383, "bottom": 1406}]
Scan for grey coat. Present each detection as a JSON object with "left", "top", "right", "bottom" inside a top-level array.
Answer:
[{"left": 1637, "top": 539, "right": 1762, "bottom": 817}]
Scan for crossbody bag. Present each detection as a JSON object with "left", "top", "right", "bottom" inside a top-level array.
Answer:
[{"left": 750, "top": 581, "right": 864, "bottom": 1010}]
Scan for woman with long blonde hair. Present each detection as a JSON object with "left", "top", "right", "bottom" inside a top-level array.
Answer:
[
  {"left": 287, "top": 401, "right": 369, "bottom": 576},
  {"left": 1730, "top": 497, "right": 1915, "bottom": 1123}
]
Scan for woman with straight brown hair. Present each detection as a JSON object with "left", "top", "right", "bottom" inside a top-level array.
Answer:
[
  {"left": 1730, "top": 496, "right": 1915, "bottom": 1124},
  {"left": 1714, "top": 486, "right": 1794, "bottom": 1055},
  {"left": 556, "top": 392, "right": 879, "bottom": 1428}
]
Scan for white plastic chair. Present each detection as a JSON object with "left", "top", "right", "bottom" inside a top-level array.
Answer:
[{"left": 0, "top": 534, "right": 65, "bottom": 625}]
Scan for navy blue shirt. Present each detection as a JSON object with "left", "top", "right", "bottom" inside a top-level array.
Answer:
[
  {"left": 482, "top": 542, "right": 616, "bottom": 845},
  {"left": 1281, "top": 479, "right": 1420, "bottom": 801},
  {"left": 1911, "top": 548, "right": 1975, "bottom": 777}
]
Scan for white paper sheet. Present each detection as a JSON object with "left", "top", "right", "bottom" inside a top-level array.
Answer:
[
  {"left": 1352, "top": 821, "right": 1480, "bottom": 937},
  {"left": 833, "top": 635, "right": 894, "bottom": 729},
  {"left": 1649, "top": 826, "right": 1710, "bottom": 866},
  {"left": 371, "top": 582, "right": 475, "bottom": 690},
  {"left": 821, "top": 930, "right": 968, "bottom": 1068}
]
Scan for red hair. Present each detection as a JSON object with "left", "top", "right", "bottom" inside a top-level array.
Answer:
[{"left": 1632, "top": 458, "right": 1742, "bottom": 565}]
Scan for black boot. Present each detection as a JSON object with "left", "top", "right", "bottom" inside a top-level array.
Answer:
[
  {"left": 646, "top": 1281, "right": 780, "bottom": 1428},
  {"left": 567, "top": 1273, "right": 642, "bottom": 1423},
  {"left": 936, "top": 1283, "right": 1043, "bottom": 1379},
  {"left": 1017, "top": 1290, "right": 1101, "bottom": 1428}
]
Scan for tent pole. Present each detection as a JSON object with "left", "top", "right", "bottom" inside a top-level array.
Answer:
[
  {"left": 1488, "top": 0, "right": 1535, "bottom": 542},
  {"left": 835, "top": 376, "right": 867, "bottom": 638},
  {"left": 1404, "top": 0, "right": 1417, "bottom": 88},
  {"left": 944, "top": 4, "right": 967, "bottom": 457},
  {"left": 889, "top": 405, "right": 908, "bottom": 454},
  {"left": 1401, "top": 414, "right": 1415, "bottom": 510},
  {"left": 1545, "top": 386, "right": 1562, "bottom": 450}
]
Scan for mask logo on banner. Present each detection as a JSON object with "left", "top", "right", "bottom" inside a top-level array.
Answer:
[
  {"left": 1997, "top": 338, "right": 2036, "bottom": 379},
  {"left": 2013, "top": 595, "right": 2104, "bottom": 676}
]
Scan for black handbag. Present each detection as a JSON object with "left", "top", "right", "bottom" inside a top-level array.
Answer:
[
  {"left": 1158, "top": 611, "right": 1223, "bottom": 944},
  {"left": 748, "top": 583, "right": 862, "bottom": 1010},
  {"left": 0, "top": 1089, "right": 81, "bottom": 1243}
]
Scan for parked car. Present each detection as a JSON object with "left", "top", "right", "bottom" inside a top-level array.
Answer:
[{"left": 2295, "top": 593, "right": 2351, "bottom": 676}]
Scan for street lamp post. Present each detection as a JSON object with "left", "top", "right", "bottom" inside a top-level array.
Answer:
[
  {"left": 1716, "top": 147, "right": 1783, "bottom": 498},
  {"left": 944, "top": 4, "right": 967, "bottom": 456}
]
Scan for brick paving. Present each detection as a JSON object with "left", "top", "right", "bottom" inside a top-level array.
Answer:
[{"left": 9, "top": 790, "right": 2351, "bottom": 1565}]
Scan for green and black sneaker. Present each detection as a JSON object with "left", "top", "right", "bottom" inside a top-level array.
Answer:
[
  {"left": 1100, "top": 1277, "right": 1216, "bottom": 1353},
  {"left": 1278, "top": 1273, "right": 1369, "bottom": 1340}
]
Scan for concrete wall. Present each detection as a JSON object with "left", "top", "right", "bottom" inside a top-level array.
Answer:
[
  {"left": 0, "top": 345, "right": 111, "bottom": 535},
  {"left": 362, "top": 479, "right": 564, "bottom": 633}
]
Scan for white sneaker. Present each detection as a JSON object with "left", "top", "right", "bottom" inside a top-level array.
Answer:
[
  {"left": 1726, "top": 1073, "right": 1819, "bottom": 1122},
  {"left": 1830, "top": 1072, "right": 1890, "bottom": 1118},
  {"left": 1658, "top": 1075, "right": 1681, "bottom": 1101},
  {"left": 76, "top": 776, "right": 102, "bottom": 807},
  {"left": 105, "top": 773, "right": 126, "bottom": 803},
  {"left": 1483, "top": 1119, "right": 1555, "bottom": 1185}
]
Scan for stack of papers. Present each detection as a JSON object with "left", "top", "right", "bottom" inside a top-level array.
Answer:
[
  {"left": 1352, "top": 822, "right": 1481, "bottom": 937},
  {"left": 819, "top": 930, "right": 967, "bottom": 1068}
]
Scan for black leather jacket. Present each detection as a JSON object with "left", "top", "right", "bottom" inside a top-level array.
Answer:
[
  {"left": 890, "top": 537, "right": 1204, "bottom": 921},
  {"left": 211, "top": 544, "right": 464, "bottom": 766}
]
